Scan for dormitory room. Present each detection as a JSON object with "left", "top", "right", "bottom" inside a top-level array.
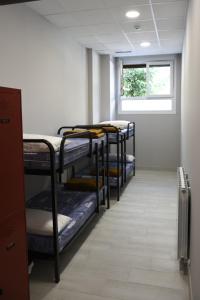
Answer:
[{"left": 1, "top": 0, "right": 200, "bottom": 299}]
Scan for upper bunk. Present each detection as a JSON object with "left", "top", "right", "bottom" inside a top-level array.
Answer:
[
  {"left": 23, "top": 132, "right": 93, "bottom": 175},
  {"left": 98, "top": 120, "right": 135, "bottom": 143}
]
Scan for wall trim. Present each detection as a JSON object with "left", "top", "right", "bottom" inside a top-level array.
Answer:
[
  {"left": 137, "top": 166, "right": 177, "bottom": 172},
  {"left": 188, "top": 264, "right": 193, "bottom": 300}
]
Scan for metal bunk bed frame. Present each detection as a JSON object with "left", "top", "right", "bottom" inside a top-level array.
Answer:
[
  {"left": 58, "top": 125, "right": 109, "bottom": 208},
  {"left": 24, "top": 132, "right": 104, "bottom": 283}
]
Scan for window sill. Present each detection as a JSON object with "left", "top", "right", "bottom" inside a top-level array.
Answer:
[
  {"left": 118, "top": 110, "right": 176, "bottom": 115},
  {"left": 119, "top": 98, "right": 176, "bottom": 115}
]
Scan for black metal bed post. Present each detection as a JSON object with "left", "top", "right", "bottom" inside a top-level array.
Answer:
[
  {"left": 59, "top": 135, "right": 71, "bottom": 183},
  {"left": 57, "top": 126, "right": 75, "bottom": 135},
  {"left": 69, "top": 124, "right": 110, "bottom": 209},
  {"left": 57, "top": 126, "right": 75, "bottom": 183},
  {"left": 133, "top": 122, "right": 136, "bottom": 176},
  {"left": 101, "top": 140, "right": 106, "bottom": 206},
  {"left": 117, "top": 131, "right": 120, "bottom": 201},
  {"left": 124, "top": 131, "right": 127, "bottom": 183},
  {"left": 24, "top": 139, "right": 60, "bottom": 283},
  {"left": 95, "top": 143, "right": 100, "bottom": 213},
  {"left": 120, "top": 134, "right": 124, "bottom": 188},
  {"left": 106, "top": 133, "right": 110, "bottom": 209},
  {"left": 49, "top": 142, "right": 60, "bottom": 283}
]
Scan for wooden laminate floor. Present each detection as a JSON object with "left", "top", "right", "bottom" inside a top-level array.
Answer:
[{"left": 30, "top": 170, "right": 189, "bottom": 300}]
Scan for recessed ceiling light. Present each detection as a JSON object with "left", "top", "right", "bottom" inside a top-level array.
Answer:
[
  {"left": 140, "top": 42, "right": 151, "bottom": 48},
  {"left": 125, "top": 10, "right": 140, "bottom": 19}
]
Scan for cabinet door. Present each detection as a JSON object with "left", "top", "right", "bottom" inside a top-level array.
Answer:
[
  {"left": 0, "top": 211, "right": 29, "bottom": 300},
  {"left": 0, "top": 87, "right": 25, "bottom": 220}
]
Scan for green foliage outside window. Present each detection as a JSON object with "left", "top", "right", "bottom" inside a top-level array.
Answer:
[{"left": 122, "top": 68, "right": 147, "bottom": 97}]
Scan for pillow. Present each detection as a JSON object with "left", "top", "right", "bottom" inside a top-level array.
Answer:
[
  {"left": 26, "top": 209, "right": 72, "bottom": 236},
  {"left": 99, "top": 120, "right": 133, "bottom": 130},
  {"left": 108, "top": 154, "right": 135, "bottom": 163},
  {"left": 23, "top": 134, "right": 70, "bottom": 152}
]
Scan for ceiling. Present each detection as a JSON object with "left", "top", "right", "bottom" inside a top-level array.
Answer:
[{"left": 26, "top": 0, "right": 188, "bottom": 57}]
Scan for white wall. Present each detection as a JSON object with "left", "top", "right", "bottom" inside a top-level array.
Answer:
[
  {"left": 110, "top": 56, "right": 116, "bottom": 121},
  {"left": 0, "top": 4, "right": 89, "bottom": 134},
  {"left": 100, "top": 55, "right": 110, "bottom": 121},
  {"left": 181, "top": 0, "right": 200, "bottom": 299},
  {"left": 0, "top": 4, "right": 89, "bottom": 198},
  {"left": 87, "top": 49, "right": 101, "bottom": 124},
  {"left": 93, "top": 51, "right": 101, "bottom": 123},
  {"left": 117, "top": 54, "right": 181, "bottom": 170},
  {"left": 100, "top": 55, "right": 116, "bottom": 121}
]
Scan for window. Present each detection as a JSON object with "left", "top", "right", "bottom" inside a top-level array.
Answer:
[{"left": 119, "top": 61, "right": 175, "bottom": 114}]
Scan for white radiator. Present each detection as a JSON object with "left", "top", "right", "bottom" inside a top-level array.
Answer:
[{"left": 177, "top": 167, "right": 191, "bottom": 273}]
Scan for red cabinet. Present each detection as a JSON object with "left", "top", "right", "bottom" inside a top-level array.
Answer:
[{"left": 0, "top": 87, "right": 29, "bottom": 300}]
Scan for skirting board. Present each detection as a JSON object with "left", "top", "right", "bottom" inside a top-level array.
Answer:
[
  {"left": 137, "top": 166, "right": 177, "bottom": 172},
  {"left": 188, "top": 264, "right": 193, "bottom": 300}
]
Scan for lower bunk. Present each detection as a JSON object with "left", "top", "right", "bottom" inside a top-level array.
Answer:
[
  {"left": 109, "top": 161, "right": 135, "bottom": 187},
  {"left": 26, "top": 186, "right": 99, "bottom": 278},
  {"left": 75, "top": 154, "right": 135, "bottom": 194}
]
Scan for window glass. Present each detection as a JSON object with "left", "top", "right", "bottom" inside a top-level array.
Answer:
[
  {"left": 122, "top": 65, "right": 147, "bottom": 97},
  {"left": 148, "top": 64, "right": 171, "bottom": 96},
  {"left": 119, "top": 60, "right": 175, "bottom": 114}
]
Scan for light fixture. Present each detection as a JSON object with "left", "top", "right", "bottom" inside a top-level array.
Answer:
[
  {"left": 125, "top": 10, "right": 140, "bottom": 19},
  {"left": 140, "top": 42, "right": 151, "bottom": 48}
]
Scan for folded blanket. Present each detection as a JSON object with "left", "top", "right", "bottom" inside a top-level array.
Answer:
[
  {"left": 26, "top": 209, "right": 72, "bottom": 236},
  {"left": 65, "top": 177, "right": 103, "bottom": 191},
  {"left": 99, "top": 126, "right": 119, "bottom": 133},
  {"left": 99, "top": 120, "right": 133, "bottom": 130},
  {"left": 90, "top": 167, "right": 122, "bottom": 177},
  {"left": 23, "top": 134, "right": 70, "bottom": 152},
  {"left": 89, "top": 129, "right": 105, "bottom": 138},
  {"left": 64, "top": 129, "right": 104, "bottom": 138}
]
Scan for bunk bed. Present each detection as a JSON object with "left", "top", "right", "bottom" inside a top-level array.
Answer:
[
  {"left": 60, "top": 122, "right": 135, "bottom": 202},
  {"left": 57, "top": 126, "right": 109, "bottom": 208},
  {"left": 23, "top": 132, "right": 105, "bottom": 283},
  {"left": 99, "top": 120, "right": 136, "bottom": 181}
]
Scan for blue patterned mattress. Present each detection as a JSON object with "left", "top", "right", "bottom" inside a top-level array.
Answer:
[
  {"left": 109, "top": 162, "right": 134, "bottom": 187},
  {"left": 26, "top": 187, "right": 97, "bottom": 254},
  {"left": 108, "top": 128, "right": 135, "bottom": 143},
  {"left": 24, "top": 138, "right": 90, "bottom": 170},
  {"left": 92, "top": 135, "right": 107, "bottom": 150},
  {"left": 77, "top": 161, "right": 134, "bottom": 187},
  {"left": 24, "top": 136, "right": 107, "bottom": 171}
]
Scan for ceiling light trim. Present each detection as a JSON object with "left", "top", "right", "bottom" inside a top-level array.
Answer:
[{"left": 149, "top": 0, "right": 161, "bottom": 48}]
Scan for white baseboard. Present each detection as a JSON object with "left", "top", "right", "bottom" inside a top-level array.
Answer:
[
  {"left": 136, "top": 166, "right": 176, "bottom": 172},
  {"left": 188, "top": 264, "right": 193, "bottom": 300}
]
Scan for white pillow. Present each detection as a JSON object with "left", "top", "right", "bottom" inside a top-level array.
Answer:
[
  {"left": 109, "top": 154, "right": 135, "bottom": 162},
  {"left": 126, "top": 155, "right": 135, "bottom": 162},
  {"left": 99, "top": 120, "right": 133, "bottom": 130},
  {"left": 23, "top": 134, "right": 70, "bottom": 152},
  {"left": 26, "top": 209, "right": 72, "bottom": 236}
]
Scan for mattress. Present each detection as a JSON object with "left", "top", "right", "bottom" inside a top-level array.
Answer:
[
  {"left": 77, "top": 161, "right": 134, "bottom": 187},
  {"left": 109, "top": 162, "right": 134, "bottom": 187},
  {"left": 24, "top": 138, "right": 90, "bottom": 170},
  {"left": 108, "top": 128, "right": 135, "bottom": 143},
  {"left": 27, "top": 187, "right": 97, "bottom": 254},
  {"left": 92, "top": 135, "right": 107, "bottom": 150},
  {"left": 99, "top": 120, "right": 133, "bottom": 130}
]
